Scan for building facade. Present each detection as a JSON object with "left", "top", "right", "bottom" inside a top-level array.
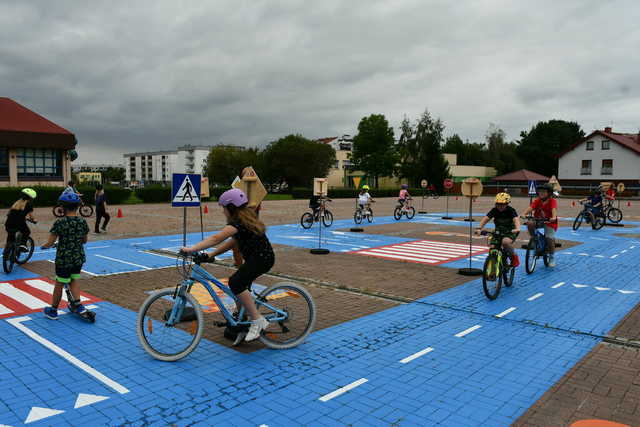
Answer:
[
  {"left": 316, "top": 135, "right": 356, "bottom": 188},
  {"left": 558, "top": 127, "right": 640, "bottom": 184},
  {"left": 0, "top": 98, "right": 75, "bottom": 187},
  {"left": 443, "top": 153, "right": 497, "bottom": 182},
  {"left": 123, "top": 145, "right": 210, "bottom": 184}
]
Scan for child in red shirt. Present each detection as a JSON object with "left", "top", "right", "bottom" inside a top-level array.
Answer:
[{"left": 521, "top": 183, "right": 558, "bottom": 267}]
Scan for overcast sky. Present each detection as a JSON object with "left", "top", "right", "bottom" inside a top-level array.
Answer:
[{"left": 2, "top": 0, "right": 639, "bottom": 164}]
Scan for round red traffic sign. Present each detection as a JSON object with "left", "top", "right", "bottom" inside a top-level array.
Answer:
[{"left": 444, "top": 179, "right": 454, "bottom": 189}]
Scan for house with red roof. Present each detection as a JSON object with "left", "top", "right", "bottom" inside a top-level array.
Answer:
[
  {"left": 558, "top": 127, "right": 640, "bottom": 185},
  {"left": 0, "top": 97, "right": 77, "bottom": 187}
]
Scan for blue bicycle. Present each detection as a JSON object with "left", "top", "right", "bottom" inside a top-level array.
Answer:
[
  {"left": 137, "top": 252, "right": 316, "bottom": 361},
  {"left": 523, "top": 216, "right": 551, "bottom": 274}
]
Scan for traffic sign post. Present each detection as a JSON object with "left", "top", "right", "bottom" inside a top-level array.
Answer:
[
  {"left": 172, "top": 173, "right": 202, "bottom": 247},
  {"left": 528, "top": 180, "right": 537, "bottom": 204},
  {"left": 442, "top": 178, "right": 454, "bottom": 220},
  {"left": 311, "top": 178, "right": 330, "bottom": 255},
  {"left": 458, "top": 178, "right": 483, "bottom": 276},
  {"left": 419, "top": 179, "right": 428, "bottom": 214}
]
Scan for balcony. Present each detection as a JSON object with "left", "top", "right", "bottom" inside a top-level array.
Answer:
[
  {"left": 601, "top": 167, "right": 613, "bottom": 175},
  {"left": 580, "top": 168, "right": 591, "bottom": 175}
]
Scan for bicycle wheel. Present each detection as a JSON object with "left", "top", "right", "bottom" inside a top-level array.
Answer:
[
  {"left": 393, "top": 207, "right": 402, "bottom": 220},
  {"left": 572, "top": 213, "right": 583, "bottom": 231},
  {"left": 256, "top": 282, "right": 316, "bottom": 349},
  {"left": 592, "top": 215, "right": 605, "bottom": 230},
  {"left": 300, "top": 212, "right": 314, "bottom": 229},
  {"left": 322, "top": 210, "right": 333, "bottom": 227},
  {"left": 525, "top": 239, "right": 537, "bottom": 274},
  {"left": 432, "top": 193, "right": 440, "bottom": 200},
  {"left": 52, "top": 205, "right": 65, "bottom": 218},
  {"left": 607, "top": 208, "right": 623, "bottom": 223},
  {"left": 406, "top": 207, "right": 415, "bottom": 219},
  {"left": 354, "top": 210, "right": 363, "bottom": 224},
  {"left": 137, "top": 289, "right": 204, "bottom": 362},
  {"left": 503, "top": 264, "right": 515, "bottom": 287},
  {"left": 482, "top": 253, "right": 502, "bottom": 300},
  {"left": 15, "top": 237, "right": 34, "bottom": 265},
  {"left": 2, "top": 246, "right": 15, "bottom": 274},
  {"left": 366, "top": 208, "right": 373, "bottom": 223},
  {"left": 80, "top": 204, "right": 94, "bottom": 217}
]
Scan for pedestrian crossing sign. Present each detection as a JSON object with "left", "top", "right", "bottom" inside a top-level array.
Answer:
[
  {"left": 528, "top": 180, "right": 537, "bottom": 196},
  {"left": 172, "top": 173, "right": 201, "bottom": 207}
]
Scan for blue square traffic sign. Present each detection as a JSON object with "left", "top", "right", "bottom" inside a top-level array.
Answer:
[{"left": 172, "top": 173, "right": 201, "bottom": 207}]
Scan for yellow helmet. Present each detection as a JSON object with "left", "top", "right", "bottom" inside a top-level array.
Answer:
[
  {"left": 21, "top": 188, "right": 37, "bottom": 199},
  {"left": 362, "top": 185, "right": 370, "bottom": 190},
  {"left": 495, "top": 192, "right": 511, "bottom": 203}
]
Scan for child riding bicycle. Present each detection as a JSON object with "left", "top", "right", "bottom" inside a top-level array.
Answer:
[
  {"left": 476, "top": 193, "right": 521, "bottom": 267},
  {"left": 3, "top": 188, "right": 37, "bottom": 257},
  {"left": 398, "top": 184, "right": 411, "bottom": 206},
  {"left": 579, "top": 190, "right": 604, "bottom": 220},
  {"left": 358, "top": 185, "right": 374, "bottom": 213},
  {"left": 521, "top": 183, "right": 558, "bottom": 267},
  {"left": 181, "top": 188, "right": 275, "bottom": 342},
  {"left": 41, "top": 193, "right": 90, "bottom": 320}
]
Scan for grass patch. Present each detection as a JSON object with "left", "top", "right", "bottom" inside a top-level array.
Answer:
[{"left": 264, "top": 194, "right": 293, "bottom": 201}]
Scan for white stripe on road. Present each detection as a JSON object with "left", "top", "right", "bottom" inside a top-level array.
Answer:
[
  {"left": 495, "top": 307, "right": 517, "bottom": 318},
  {"left": 399, "top": 347, "right": 434, "bottom": 364},
  {"left": 611, "top": 254, "right": 619, "bottom": 259},
  {"left": 594, "top": 287, "right": 611, "bottom": 291},
  {"left": 7, "top": 316, "right": 129, "bottom": 394},
  {"left": 572, "top": 284, "right": 589, "bottom": 288},
  {"left": 0, "top": 304, "right": 13, "bottom": 315},
  {"left": 358, "top": 251, "right": 438, "bottom": 263},
  {"left": 319, "top": 378, "right": 368, "bottom": 402},
  {"left": 367, "top": 247, "right": 448, "bottom": 261},
  {"left": 0, "top": 284, "right": 48, "bottom": 309},
  {"left": 527, "top": 293, "right": 544, "bottom": 301},
  {"left": 551, "top": 282, "right": 566, "bottom": 289},
  {"left": 24, "top": 279, "right": 89, "bottom": 302},
  {"left": 454, "top": 325, "right": 481, "bottom": 338},
  {"left": 94, "top": 255, "right": 152, "bottom": 270}
]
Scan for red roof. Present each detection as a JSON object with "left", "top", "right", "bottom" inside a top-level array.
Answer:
[
  {"left": 0, "top": 98, "right": 76, "bottom": 149},
  {"left": 492, "top": 169, "right": 549, "bottom": 181},
  {"left": 558, "top": 129, "right": 640, "bottom": 157},
  {"left": 316, "top": 137, "right": 338, "bottom": 144}
]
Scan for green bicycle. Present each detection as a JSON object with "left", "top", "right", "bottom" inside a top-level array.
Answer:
[{"left": 479, "top": 230, "right": 515, "bottom": 300}]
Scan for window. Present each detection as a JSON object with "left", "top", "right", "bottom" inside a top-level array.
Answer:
[
  {"left": 0, "top": 148, "right": 8, "bottom": 177},
  {"left": 601, "top": 159, "right": 613, "bottom": 175},
  {"left": 334, "top": 160, "right": 339, "bottom": 169},
  {"left": 586, "top": 141, "right": 594, "bottom": 150},
  {"left": 16, "top": 148, "right": 62, "bottom": 177},
  {"left": 602, "top": 140, "right": 610, "bottom": 150},
  {"left": 581, "top": 160, "right": 592, "bottom": 175}
]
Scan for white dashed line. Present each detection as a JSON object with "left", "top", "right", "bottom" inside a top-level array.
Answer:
[
  {"left": 455, "top": 325, "right": 482, "bottom": 337},
  {"left": 319, "top": 378, "right": 368, "bottom": 402},
  {"left": 399, "top": 347, "right": 434, "bottom": 364},
  {"left": 594, "top": 287, "right": 611, "bottom": 291},
  {"left": 495, "top": 307, "right": 517, "bottom": 318},
  {"left": 551, "top": 282, "right": 565, "bottom": 289},
  {"left": 621, "top": 250, "right": 627, "bottom": 253},
  {"left": 94, "top": 254, "right": 152, "bottom": 270},
  {"left": 578, "top": 253, "right": 589, "bottom": 256},
  {"left": 611, "top": 254, "right": 619, "bottom": 259},
  {"left": 594, "top": 255, "right": 605, "bottom": 258},
  {"left": 572, "top": 284, "right": 589, "bottom": 288},
  {"left": 527, "top": 293, "right": 544, "bottom": 301},
  {"left": 619, "top": 290, "right": 637, "bottom": 294}
]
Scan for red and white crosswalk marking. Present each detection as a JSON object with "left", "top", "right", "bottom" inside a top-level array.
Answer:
[
  {"left": 353, "top": 239, "right": 488, "bottom": 265},
  {"left": 0, "top": 278, "right": 100, "bottom": 319}
]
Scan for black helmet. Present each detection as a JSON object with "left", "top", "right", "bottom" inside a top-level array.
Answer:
[{"left": 536, "top": 183, "right": 553, "bottom": 192}]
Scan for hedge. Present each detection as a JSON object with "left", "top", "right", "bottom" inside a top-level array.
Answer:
[
  {"left": 135, "top": 186, "right": 172, "bottom": 203},
  {"left": 0, "top": 186, "right": 132, "bottom": 208}
]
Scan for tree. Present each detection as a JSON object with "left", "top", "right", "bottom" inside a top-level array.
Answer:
[
  {"left": 204, "top": 145, "right": 259, "bottom": 186},
  {"left": 484, "top": 124, "right": 524, "bottom": 175},
  {"left": 398, "top": 109, "right": 450, "bottom": 191},
  {"left": 261, "top": 134, "right": 335, "bottom": 188},
  {"left": 102, "top": 166, "right": 125, "bottom": 183},
  {"left": 517, "top": 120, "right": 585, "bottom": 177},
  {"left": 350, "top": 114, "right": 397, "bottom": 188}
]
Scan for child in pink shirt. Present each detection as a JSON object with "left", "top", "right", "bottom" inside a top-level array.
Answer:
[{"left": 398, "top": 184, "right": 410, "bottom": 205}]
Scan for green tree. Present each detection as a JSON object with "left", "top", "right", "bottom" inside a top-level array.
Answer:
[
  {"left": 204, "top": 145, "right": 259, "bottom": 186},
  {"left": 398, "top": 109, "right": 450, "bottom": 191},
  {"left": 485, "top": 124, "right": 524, "bottom": 175},
  {"left": 102, "top": 166, "right": 125, "bottom": 183},
  {"left": 517, "top": 120, "right": 585, "bottom": 176},
  {"left": 350, "top": 114, "right": 397, "bottom": 188},
  {"left": 261, "top": 134, "right": 335, "bottom": 188}
]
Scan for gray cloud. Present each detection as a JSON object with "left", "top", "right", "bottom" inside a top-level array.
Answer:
[{"left": 1, "top": 0, "right": 639, "bottom": 164}]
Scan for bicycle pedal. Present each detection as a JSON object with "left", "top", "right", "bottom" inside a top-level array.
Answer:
[{"left": 232, "top": 332, "right": 246, "bottom": 346}]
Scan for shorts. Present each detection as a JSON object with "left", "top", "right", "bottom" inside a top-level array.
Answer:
[
  {"left": 55, "top": 264, "right": 82, "bottom": 283},
  {"left": 490, "top": 231, "right": 519, "bottom": 247},
  {"left": 228, "top": 257, "right": 274, "bottom": 295}
]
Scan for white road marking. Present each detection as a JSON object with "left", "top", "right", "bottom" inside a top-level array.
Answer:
[
  {"left": 74, "top": 393, "right": 109, "bottom": 409},
  {"left": 551, "top": 282, "right": 566, "bottom": 289},
  {"left": 594, "top": 287, "right": 611, "bottom": 291},
  {"left": 25, "top": 279, "right": 89, "bottom": 302},
  {"left": 0, "top": 304, "right": 13, "bottom": 315},
  {"left": 594, "top": 255, "right": 605, "bottom": 258},
  {"left": 495, "top": 307, "right": 517, "bottom": 318},
  {"left": 0, "top": 284, "right": 48, "bottom": 309},
  {"left": 319, "top": 378, "right": 368, "bottom": 402},
  {"left": 7, "top": 316, "right": 129, "bottom": 394},
  {"left": 359, "top": 251, "right": 438, "bottom": 263},
  {"left": 399, "top": 347, "right": 434, "bottom": 364},
  {"left": 564, "top": 251, "right": 573, "bottom": 254},
  {"left": 619, "top": 290, "right": 637, "bottom": 294},
  {"left": 630, "top": 246, "right": 636, "bottom": 249},
  {"left": 94, "top": 254, "right": 152, "bottom": 270},
  {"left": 24, "top": 407, "right": 64, "bottom": 424},
  {"left": 621, "top": 250, "right": 627, "bottom": 253},
  {"left": 454, "top": 325, "right": 481, "bottom": 338},
  {"left": 527, "top": 293, "right": 544, "bottom": 301},
  {"left": 578, "top": 253, "right": 589, "bottom": 256},
  {"left": 611, "top": 254, "right": 619, "bottom": 259},
  {"left": 132, "top": 241, "right": 152, "bottom": 245},
  {"left": 140, "top": 251, "right": 177, "bottom": 260},
  {"left": 572, "top": 284, "right": 589, "bottom": 288}
]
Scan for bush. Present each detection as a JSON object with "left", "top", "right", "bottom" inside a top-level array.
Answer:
[
  {"left": 135, "top": 186, "right": 172, "bottom": 203},
  {"left": 0, "top": 185, "right": 133, "bottom": 208}
]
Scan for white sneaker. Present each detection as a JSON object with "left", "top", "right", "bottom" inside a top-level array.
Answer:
[
  {"left": 548, "top": 254, "right": 556, "bottom": 268},
  {"left": 245, "top": 316, "right": 269, "bottom": 341}
]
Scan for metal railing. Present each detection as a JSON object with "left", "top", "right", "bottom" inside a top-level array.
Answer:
[{"left": 580, "top": 168, "right": 592, "bottom": 175}]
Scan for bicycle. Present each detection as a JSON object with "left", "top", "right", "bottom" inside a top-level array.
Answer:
[
  {"left": 53, "top": 199, "right": 93, "bottom": 218},
  {"left": 477, "top": 229, "right": 515, "bottom": 300},
  {"left": 300, "top": 198, "right": 333, "bottom": 229},
  {"left": 523, "top": 216, "right": 553, "bottom": 274},
  {"left": 354, "top": 201, "right": 374, "bottom": 224},
  {"left": 2, "top": 219, "right": 36, "bottom": 274},
  {"left": 603, "top": 199, "right": 623, "bottom": 224},
  {"left": 393, "top": 198, "right": 415, "bottom": 220},
  {"left": 137, "top": 252, "right": 316, "bottom": 361},
  {"left": 572, "top": 201, "right": 604, "bottom": 231},
  {"left": 424, "top": 188, "right": 440, "bottom": 199}
]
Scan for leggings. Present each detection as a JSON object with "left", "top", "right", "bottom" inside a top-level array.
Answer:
[{"left": 95, "top": 207, "right": 110, "bottom": 232}]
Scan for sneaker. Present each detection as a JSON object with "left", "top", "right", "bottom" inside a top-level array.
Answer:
[
  {"left": 69, "top": 303, "right": 87, "bottom": 314},
  {"left": 511, "top": 254, "right": 520, "bottom": 268},
  {"left": 547, "top": 254, "right": 556, "bottom": 268},
  {"left": 245, "top": 316, "right": 269, "bottom": 341},
  {"left": 44, "top": 307, "right": 58, "bottom": 320}
]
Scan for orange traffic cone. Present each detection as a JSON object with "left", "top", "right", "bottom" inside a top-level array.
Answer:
[
  {"left": 572, "top": 201, "right": 575, "bottom": 207},
  {"left": 204, "top": 205, "right": 209, "bottom": 214},
  {"left": 628, "top": 201, "right": 631, "bottom": 207},
  {"left": 117, "top": 208, "right": 123, "bottom": 218}
]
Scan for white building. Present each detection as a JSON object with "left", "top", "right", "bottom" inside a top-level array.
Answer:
[
  {"left": 316, "top": 135, "right": 355, "bottom": 188},
  {"left": 123, "top": 145, "right": 210, "bottom": 184},
  {"left": 558, "top": 127, "right": 640, "bottom": 184}
]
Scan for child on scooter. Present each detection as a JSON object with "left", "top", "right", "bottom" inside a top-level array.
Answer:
[{"left": 41, "top": 193, "right": 90, "bottom": 320}]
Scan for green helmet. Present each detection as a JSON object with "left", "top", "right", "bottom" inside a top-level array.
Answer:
[
  {"left": 362, "top": 185, "right": 370, "bottom": 190},
  {"left": 21, "top": 188, "right": 37, "bottom": 199}
]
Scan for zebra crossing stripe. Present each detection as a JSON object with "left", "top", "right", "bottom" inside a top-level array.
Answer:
[{"left": 355, "top": 239, "right": 488, "bottom": 265}]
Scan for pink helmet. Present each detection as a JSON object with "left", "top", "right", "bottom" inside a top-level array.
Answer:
[{"left": 218, "top": 188, "right": 248, "bottom": 207}]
